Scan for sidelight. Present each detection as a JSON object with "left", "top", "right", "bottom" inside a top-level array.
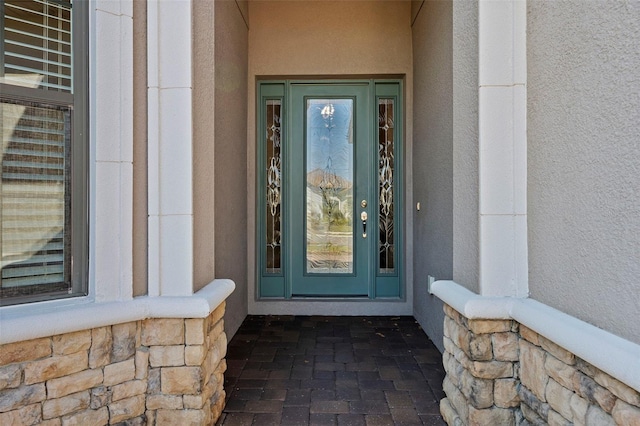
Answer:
[
  {"left": 378, "top": 98, "right": 395, "bottom": 273},
  {"left": 265, "top": 99, "right": 282, "bottom": 273}
]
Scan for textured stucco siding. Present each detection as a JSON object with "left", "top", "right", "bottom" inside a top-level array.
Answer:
[
  {"left": 193, "top": 0, "right": 217, "bottom": 296},
  {"left": 193, "top": 0, "right": 249, "bottom": 338},
  {"left": 527, "top": 0, "right": 640, "bottom": 344},
  {"left": 248, "top": 0, "right": 412, "bottom": 78},
  {"left": 452, "top": 0, "right": 479, "bottom": 292},
  {"left": 411, "top": 0, "right": 454, "bottom": 353},
  {"left": 215, "top": 0, "right": 249, "bottom": 339},
  {"left": 132, "top": 0, "right": 148, "bottom": 297}
]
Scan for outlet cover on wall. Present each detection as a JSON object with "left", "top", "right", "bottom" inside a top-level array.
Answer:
[{"left": 427, "top": 275, "right": 436, "bottom": 295}]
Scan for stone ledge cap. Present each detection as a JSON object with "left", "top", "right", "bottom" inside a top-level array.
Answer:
[
  {"left": 432, "top": 280, "right": 513, "bottom": 319},
  {"left": 0, "top": 279, "right": 235, "bottom": 345},
  {"left": 143, "top": 279, "right": 235, "bottom": 318}
]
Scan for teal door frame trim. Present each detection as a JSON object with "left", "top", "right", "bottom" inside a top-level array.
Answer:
[{"left": 256, "top": 79, "right": 404, "bottom": 300}]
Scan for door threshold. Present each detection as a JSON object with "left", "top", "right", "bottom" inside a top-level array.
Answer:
[{"left": 291, "top": 295, "right": 369, "bottom": 299}]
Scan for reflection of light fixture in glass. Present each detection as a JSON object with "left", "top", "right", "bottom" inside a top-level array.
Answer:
[{"left": 321, "top": 103, "right": 334, "bottom": 119}]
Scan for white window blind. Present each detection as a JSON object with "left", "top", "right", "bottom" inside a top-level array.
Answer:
[
  {"left": 1, "top": 101, "right": 70, "bottom": 296},
  {"left": 2, "top": 0, "right": 73, "bottom": 92}
]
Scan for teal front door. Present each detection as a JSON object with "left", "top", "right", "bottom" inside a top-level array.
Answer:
[
  {"left": 258, "top": 80, "right": 402, "bottom": 299},
  {"left": 290, "top": 83, "right": 370, "bottom": 296}
]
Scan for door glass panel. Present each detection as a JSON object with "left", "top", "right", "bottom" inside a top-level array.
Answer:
[
  {"left": 378, "top": 99, "right": 395, "bottom": 273},
  {"left": 306, "top": 99, "right": 354, "bottom": 274},
  {"left": 265, "top": 100, "right": 282, "bottom": 273}
]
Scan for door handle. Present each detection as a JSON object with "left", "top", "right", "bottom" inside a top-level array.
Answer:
[{"left": 360, "top": 211, "right": 368, "bottom": 238}]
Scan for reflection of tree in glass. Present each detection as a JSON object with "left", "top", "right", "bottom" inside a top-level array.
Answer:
[
  {"left": 307, "top": 99, "right": 353, "bottom": 181},
  {"left": 306, "top": 99, "right": 355, "bottom": 272}
]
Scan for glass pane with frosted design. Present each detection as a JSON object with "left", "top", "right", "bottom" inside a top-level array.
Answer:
[
  {"left": 306, "top": 99, "right": 354, "bottom": 274},
  {"left": 378, "top": 99, "right": 395, "bottom": 273},
  {"left": 265, "top": 100, "right": 282, "bottom": 273}
]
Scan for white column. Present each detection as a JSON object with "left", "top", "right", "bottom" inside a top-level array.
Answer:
[
  {"left": 93, "top": 0, "right": 134, "bottom": 301},
  {"left": 147, "top": 0, "right": 194, "bottom": 296},
  {"left": 478, "top": 0, "right": 528, "bottom": 297}
]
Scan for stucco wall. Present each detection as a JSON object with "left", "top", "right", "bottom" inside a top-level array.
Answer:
[
  {"left": 411, "top": 0, "right": 453, "bottom": 353},
  {"left": 216, "top": 0, "right": 249, "bottom": 338},
  {"left": 248, "top": 0, "right": 412, "bottom": 77},
  {"left": 247, "top": 1, "right": 414, "bottom": 314},
  {"left": 452, "top": 0, "right": 479, "bottom": 292},
  {"left": 527, "top": 0, "right": 640, "bottom": 344},
  {"left": 193, "top": 0, "right": 217, "bottom": 294},
  {"left": 132, "top": 0, "right": 147, "bottom": 297},
  {"left": 193, "top": 0, "right": 249, "bottom": 338}
]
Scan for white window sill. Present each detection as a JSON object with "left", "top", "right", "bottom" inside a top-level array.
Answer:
[{"left": 0, "top": 279, "right": 235, "bottom": 345}]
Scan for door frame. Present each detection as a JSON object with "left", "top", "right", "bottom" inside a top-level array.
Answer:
[{"left": 256, "top": 78, "right": 404, "bottom": 300}]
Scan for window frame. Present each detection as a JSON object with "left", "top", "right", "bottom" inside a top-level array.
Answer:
[{"left": 0, "top": 0, "right": 89, "bottom": 306}]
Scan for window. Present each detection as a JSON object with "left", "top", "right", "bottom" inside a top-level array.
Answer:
[{"left": 1, "top": 0, "right": 88, "bottom": 305}]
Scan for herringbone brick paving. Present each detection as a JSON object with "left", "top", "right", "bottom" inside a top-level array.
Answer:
[{"left": 217, "top": 316, "right": 446, "bottom": 425}]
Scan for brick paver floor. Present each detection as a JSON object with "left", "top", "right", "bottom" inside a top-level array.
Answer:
[{"left": 217, "top": 316, "right": 446, "bottom": 425}]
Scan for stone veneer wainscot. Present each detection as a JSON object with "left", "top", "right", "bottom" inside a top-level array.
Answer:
[
  {"left": 0, "top": 303, "right": 228, "bottom": 425},
  {"left": 440, "top": 303, "right": 640, "bottom": 425}
]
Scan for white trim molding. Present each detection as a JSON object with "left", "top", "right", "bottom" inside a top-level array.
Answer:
[
  {"left": 147, "top": 0, "right": 194, "bottom": 297},
  {"left": 433, "top": 280, "right": 640, "bottom": 394},
  {"left": 0, "top": 280, "right": 235, "bottom": 345},
  {"left": 478, "top": 0, "right": 528, "bottom": 297},
  {"left": 92, "top": 0, "right": 134, "bottom": 302}
]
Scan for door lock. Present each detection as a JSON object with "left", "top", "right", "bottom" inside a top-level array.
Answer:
[
  {"left": 360, "top": 200, "right": 367, "bottom": 208},
  {"left": 360, "top": 211, "right": 368, "bottom": 238}
]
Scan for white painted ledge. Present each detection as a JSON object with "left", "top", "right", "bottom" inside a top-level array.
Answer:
[
  {"left": 0, "top": 279, "right": 235, "bottom": 345},
  {"left": 143, "top": 279, "right": 235, "bottom": 318},
  {"left": 432, "top": 280, "right": 640, "bottom": 393},
  {"left": 432, "top": 280, "right": 512, "bottom": 319}
]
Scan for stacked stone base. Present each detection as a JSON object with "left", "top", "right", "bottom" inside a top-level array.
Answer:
[
  {"left": 440, "top": 304, "right": 640, "bottom": 426},
  {"left": 518, "top": 325, "right": 640, "bottom": 426},
  {"left": 440, "top": 304, "right": 520, "bottom": 425},
  {"left": 0, "top": 302, "right": 228, "bottom": 425}
]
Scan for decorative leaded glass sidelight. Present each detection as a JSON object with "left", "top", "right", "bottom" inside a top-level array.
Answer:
[
  {"left": 265, "top": 100, "right": 282, "bottom": 273},
  {"left": 378, "top": 99, "right": 395, "bottom": 273}
]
